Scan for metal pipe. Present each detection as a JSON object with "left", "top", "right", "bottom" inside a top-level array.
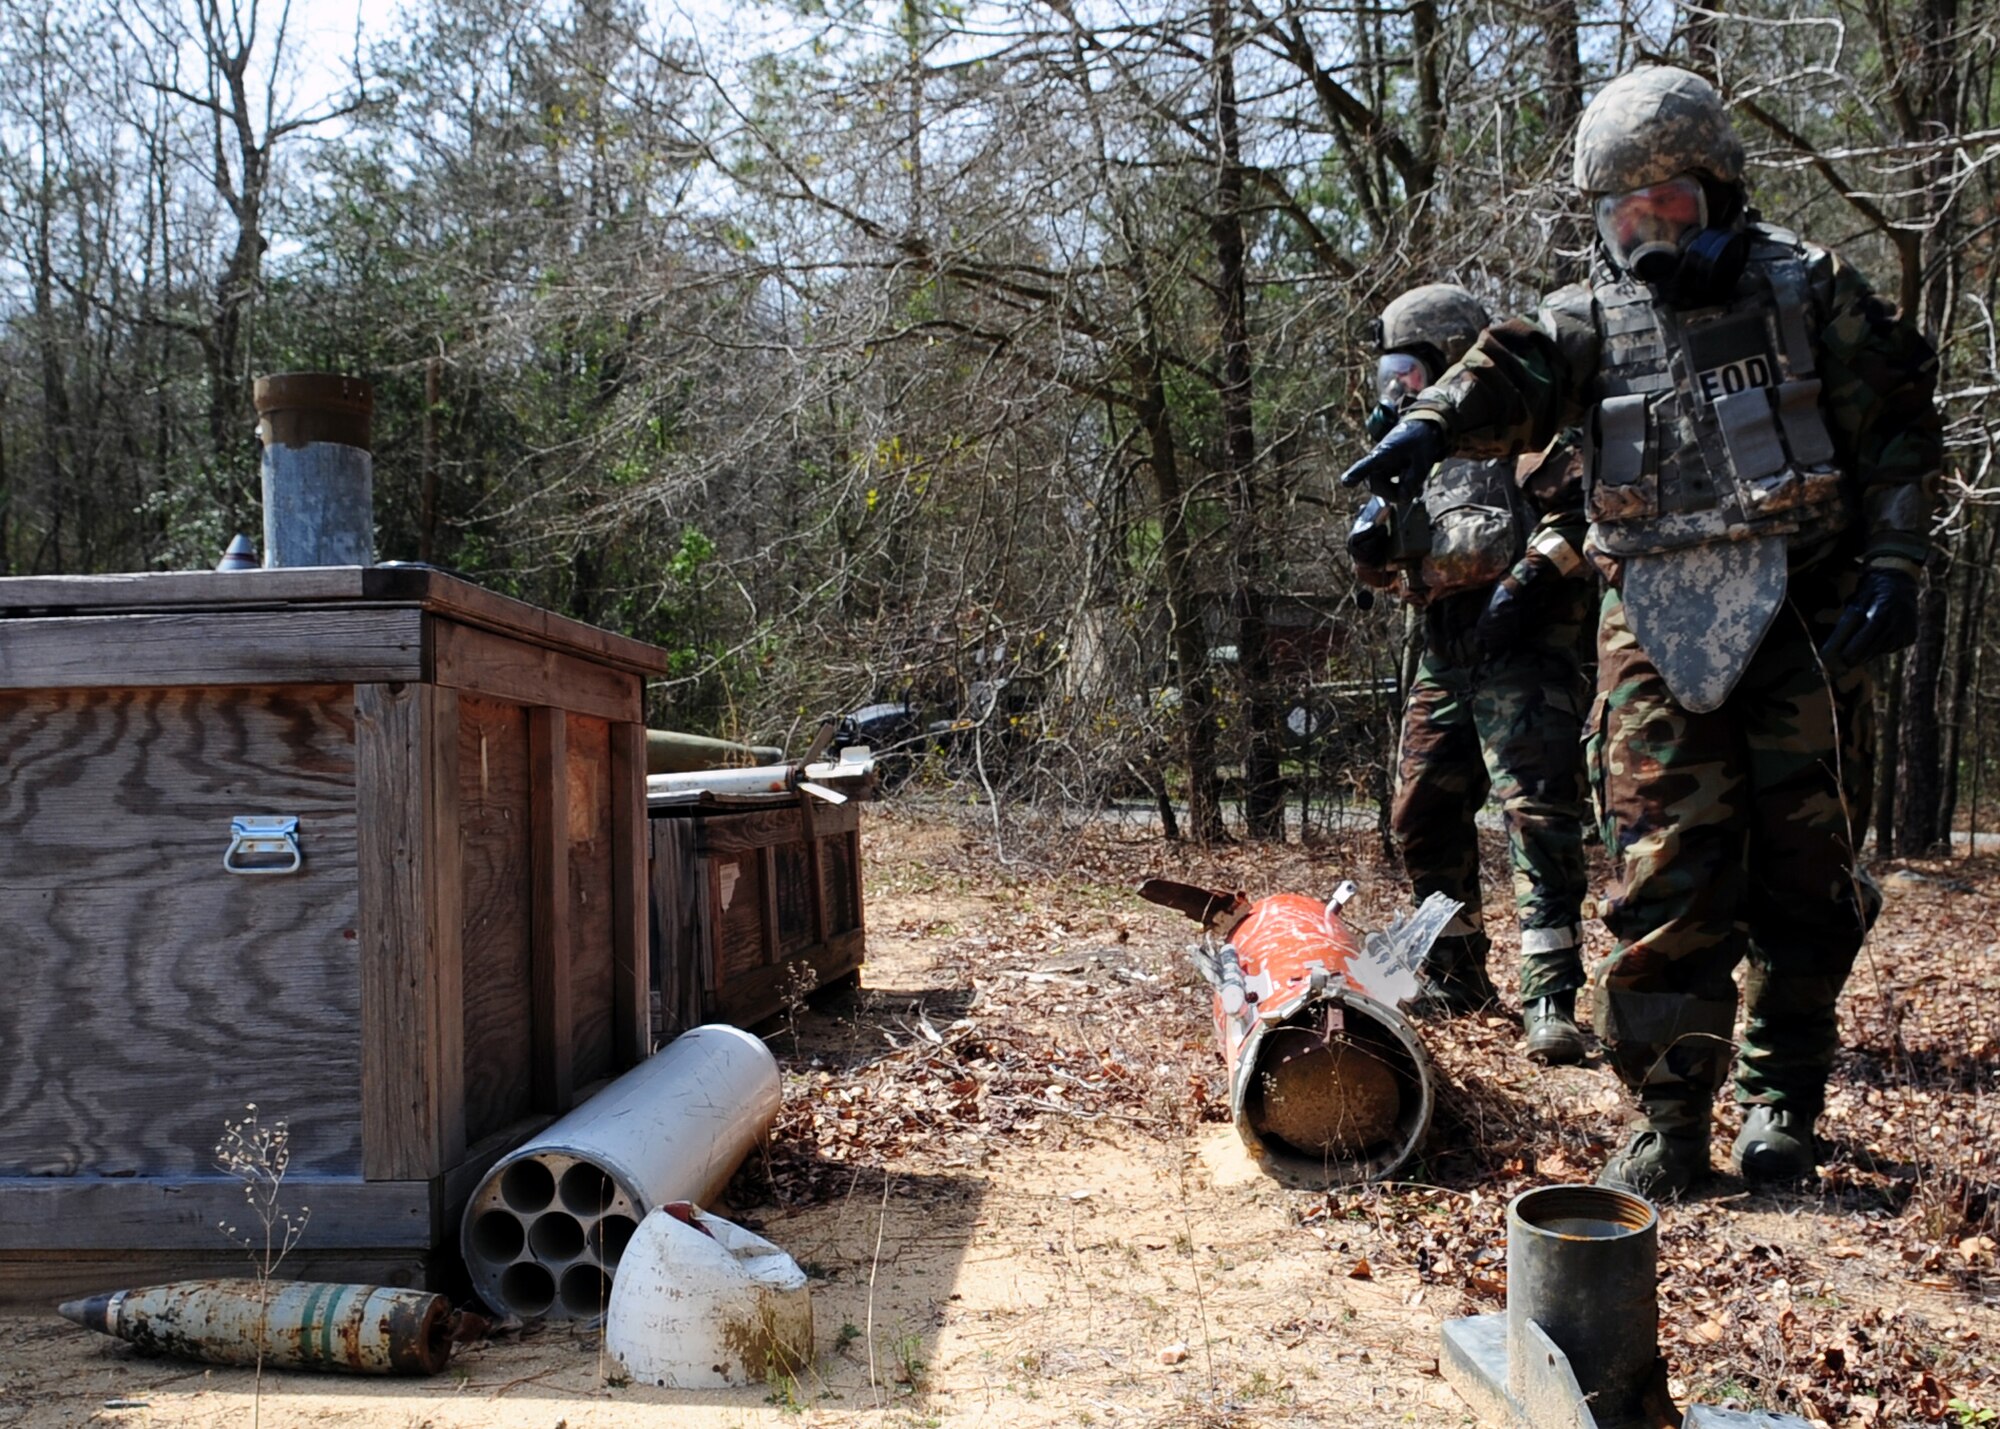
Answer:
[
  {"left": 1443, "top": 1187, "right": 1814, "bottom": 1428},
  {"left": 646, "top": 729, "right": 786, "bottom": 774},
  {"left": 460, "top": 1025, "right": 782, "bottom": 1323},
  {"left": 254, "top": 372, "right": 375, "bottom": 568},
  {"left": 648, "top": 763, "right": 796, "bottom": 797},
  {"left": 646, "top": 747, "right": 876, "bottom": 802},
  {"left": 58, "top": 1279, "right": 453, "bottom": 1375},
  {"left": 1507, "top": 1185, "right": 1660, "bottom": 1429}
]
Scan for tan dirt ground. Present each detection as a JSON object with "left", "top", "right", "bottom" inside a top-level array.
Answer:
[{"left": 1, "top": 799, "right": 1995, "bottom": 1427}]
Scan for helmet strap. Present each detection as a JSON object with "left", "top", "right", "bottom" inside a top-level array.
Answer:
[{"left": 1698, "top": 175, "right": 1746, "bottom": 230}]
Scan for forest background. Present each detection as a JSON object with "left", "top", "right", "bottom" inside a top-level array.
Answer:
[{"left": 0, "top": 0, "right": 1993, "bottom": 850}]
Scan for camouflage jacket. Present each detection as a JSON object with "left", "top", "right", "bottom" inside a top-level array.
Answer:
[
  {"left": 1351, "top": 435, "right": 1588, "bottom": 613},
  {"left": 1408, "top": 241, "right": 1942, "bottom": 570}
]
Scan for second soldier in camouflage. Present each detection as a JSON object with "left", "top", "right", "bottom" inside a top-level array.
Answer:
[{"left": 1346, "top": 284, "right": 1595, "bottom": 1066}]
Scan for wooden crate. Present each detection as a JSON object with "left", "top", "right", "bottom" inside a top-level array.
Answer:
[
  {"left": 648, "top": 793, "right": 866, "bottom": 1036},
  {"left": 0, "top": 567, "right": 672, "bottom": 1305}
]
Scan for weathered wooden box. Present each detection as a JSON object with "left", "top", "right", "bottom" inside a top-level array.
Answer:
[
  {"left": 0, "top": 567, "right": 672, "bottom": 1304},
  {"left": 649, "top": 793, "right": 866, "bottom": 1036}
]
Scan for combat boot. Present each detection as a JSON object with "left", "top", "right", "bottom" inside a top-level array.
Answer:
[
  {"left": 1597, "top": 1098, "right": 1712, "bottom": 1200},
  {"left": 1732, "top": 1105, "right": 1819, "bottom": 1186},
  {"left": 1523, "top": 991, "right": 1586, "bottom": 1066},
  {"left": 1404, "top": 934, "right": 1499, "bottom": 1018}
]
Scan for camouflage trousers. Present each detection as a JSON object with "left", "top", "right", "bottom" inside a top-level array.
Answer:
[
  {"left": 1391, "top": 588, "right": 1592, "bottom": 1000},
  {"left": 1585, "top": 564, "right": 1876, "bottom": 1116}
]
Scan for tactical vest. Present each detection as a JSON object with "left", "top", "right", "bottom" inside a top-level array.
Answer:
[
  {"left": 1413, "top": 457, "right": 1531, "bottom": 598},
  {"left": 1584, "top": 226, "right": 1851, "bottom": 558}
]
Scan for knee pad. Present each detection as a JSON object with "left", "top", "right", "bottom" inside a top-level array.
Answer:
[{"left": 1589, "top": 984, "right": 1737, "bottom": 1094}]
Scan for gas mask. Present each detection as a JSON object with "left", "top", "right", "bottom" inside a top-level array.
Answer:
[
  {"left": 1368, "top": 351, "right": 1430, "bottom": 439},
  {"left": 1595, "top": 174, "right": 1747, "bottom": 309}
]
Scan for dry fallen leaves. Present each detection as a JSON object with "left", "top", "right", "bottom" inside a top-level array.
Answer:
[{"left": 733, "top": 811, "right": 2000, "bottom": 1428}]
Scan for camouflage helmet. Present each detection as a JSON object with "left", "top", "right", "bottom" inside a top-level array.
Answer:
[
  {"left": 1572, "top": 65, "right": 1745, "bottom": 196},
  {"left": 1376, "top": 284, "right": 1490, "bottom": 367}
]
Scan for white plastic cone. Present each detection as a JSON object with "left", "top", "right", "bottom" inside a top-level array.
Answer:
[{"left": 604, "top": 1204, "right": 812, "bottom": 1389}]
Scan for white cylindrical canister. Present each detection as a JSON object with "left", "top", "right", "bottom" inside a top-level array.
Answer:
[{"left": 460, "top": 1025, "right": 782, "bottom": 1321}]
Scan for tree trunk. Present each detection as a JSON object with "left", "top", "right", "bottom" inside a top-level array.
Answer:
[
  {"left": 1407, "top": 0, "right": 1442, "bottom": 240},
  {"left": 1874, "top": 654, "right": 1903, "bottom": 858},
  {"left": 421, "top": 356, "right": 442, "bottom": 564},
  {"left": 33, "top": 125, "right": 68, "bottom": 573},
  {"left": 1539, "top": 0, "right": 1588, "bottom": 284},
  {"left": 1939, "top": 516, "right": 1996, "bottom": 837},
  {"left": 206, "top": 145, "right": 267, "bottom": 533},
  {"left": 0, "top": 381, "right": 11, "bottom": 575},
  {"left": 1056, "top": 13, "right": 1222, "bottom": 838},
  {"left": 1542, "top": 0, "right": 1582, "bottom": 126},
  {"left": 1885, "top": 0, "right": 1963, "bottom": 854},
  {"left": 1139, "top": 352, "right": 1222, "bottom": 842},
  {"left": 1894, "top": 558, "right": 1950, "bottom": 854},
  {"left": 1210, "top": 0, "right": 1284, "bottom": 839}
]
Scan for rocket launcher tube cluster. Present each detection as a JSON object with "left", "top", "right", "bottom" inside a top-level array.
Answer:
[
  {"left": 460, "top": 1024, "right": 782, "bottom": 1323},
  {"left": 1141, "top": 879, "right": 1456, "bottom": 1186}
]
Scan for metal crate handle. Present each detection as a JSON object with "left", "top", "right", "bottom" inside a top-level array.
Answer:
[{"left": 224, "top": 816, "right": 302, "bottom": 875}]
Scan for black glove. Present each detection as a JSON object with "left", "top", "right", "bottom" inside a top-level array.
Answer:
[
  {"left": 1473, "top": 551, "right": 1557, "bottom": 658},
  {"left": 1819, "top": 566, "right": 1920, "bottom": 672},
  {"left": 1340, "top": 419, "right": 1446, "bottom": 497},
  {"left": 1346, "top": 495, "right": 1392, "bottom": 568}
]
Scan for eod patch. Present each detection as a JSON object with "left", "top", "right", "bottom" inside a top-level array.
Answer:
[{"left": 1678, "top": 311, "right": 1779, "bottom": 406}]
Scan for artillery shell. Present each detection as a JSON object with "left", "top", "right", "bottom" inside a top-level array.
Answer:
[{"left": 58, "top": 1279, "right": 453, "bottom": 1376}]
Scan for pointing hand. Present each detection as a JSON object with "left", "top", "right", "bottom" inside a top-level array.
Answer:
[{"left": 1340, "top": 419, "right": 1447, "bottom": 497}]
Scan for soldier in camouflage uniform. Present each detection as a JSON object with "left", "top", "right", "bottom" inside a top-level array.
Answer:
[
  {"left": 1344, "top": 284, "right": 1595, "bottom": 1066},
  {"left": 1344, "top": 68, "right": 1941, "bottom": 1197}
]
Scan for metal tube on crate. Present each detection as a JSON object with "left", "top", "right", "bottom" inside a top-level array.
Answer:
[
  {"left": 58, "top": 1280, "right": 453, "bottom": 1375},
  {"left": 646, "top": 747, "right": 875, "bottom": 803},
  {"left": 460, "top": 1025, "right": 782, "bottom": 1323},
  {"left": 646, "top": 729, "right": 786, "bottom": 774},
  {"left": 648, "top": 763, "right": 795, "bottom": 797},
  {"left": 254, "top": 373, "right": 375, "bottom": 568}
]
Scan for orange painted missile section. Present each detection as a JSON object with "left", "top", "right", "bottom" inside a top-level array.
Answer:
[{"left": 1140, "top": 879, "right": 1453, "bottom": 1185}]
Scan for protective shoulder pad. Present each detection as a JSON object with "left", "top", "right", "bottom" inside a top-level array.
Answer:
[
  {"left": 1538, "top": 283, "right": 1600, "bottom": 373},
  {"left": 1746, "top": 221, "right": 1807, "bottom": 263}
]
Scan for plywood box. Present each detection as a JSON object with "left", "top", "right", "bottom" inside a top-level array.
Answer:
[
  {"left": 0, "top": 567, "right": 673, "bottom": 1305},
  {"left": 648, "top": 793, "right": 865, "bottom": 1037}
]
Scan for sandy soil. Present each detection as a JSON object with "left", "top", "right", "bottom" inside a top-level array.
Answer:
[{"left": 2, "top": 800, "right": 1995, "bottom": 1427}]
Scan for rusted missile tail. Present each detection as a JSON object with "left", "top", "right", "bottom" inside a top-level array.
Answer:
[
  {"left": 1137, "top": 878, "right": 1250, "bottom": 932},
  {"left": 58, "top": 1280, "right": 454, "bottom": 1376},
  {"left": 1141, "top": 878, "right": 1458, "bottom": 1185}
]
